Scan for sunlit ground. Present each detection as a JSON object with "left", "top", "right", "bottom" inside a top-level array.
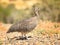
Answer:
[{"left": 0, "top": 21, "right": 60, "bottom": 45}]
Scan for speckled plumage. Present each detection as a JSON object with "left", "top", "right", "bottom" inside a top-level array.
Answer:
[{"left": 7, "top": 16, "right": 38, "bottom": 33}]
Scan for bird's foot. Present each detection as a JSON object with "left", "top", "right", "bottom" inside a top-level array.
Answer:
[
  {"left": 16, "top": 36, "right": 32, "bottom": 40},
  {"left": 20, "top": 37, "right": 27, "bottom": 40},
  {"left": 16, "top": 36, "right": 27, "bottom": 40}
]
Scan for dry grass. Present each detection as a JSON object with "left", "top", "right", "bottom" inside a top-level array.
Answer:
[{"left": 0, "top": 21, "right": 60, "bottom": 45}]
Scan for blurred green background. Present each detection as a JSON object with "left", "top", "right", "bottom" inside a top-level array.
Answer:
[{"left": 0, "top": 0, "right": 60, "bottom": 23}]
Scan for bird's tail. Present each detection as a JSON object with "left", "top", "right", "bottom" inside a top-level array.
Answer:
[{"left": 7, "top": 31, "right": 10, "bottom": 33}]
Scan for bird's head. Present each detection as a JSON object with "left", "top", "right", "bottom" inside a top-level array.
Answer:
[{"left": 32, "top": 5, "right": 40, "bottom": 20}]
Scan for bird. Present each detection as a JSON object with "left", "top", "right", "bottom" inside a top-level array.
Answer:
[{"left": 7, "top": 5, "right": 40, "bottom": 40}]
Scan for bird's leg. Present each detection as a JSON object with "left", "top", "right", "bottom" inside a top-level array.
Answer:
[
  {"left": 22, "top": 32, "right": 32, "bottom": 39},
  {"left": 20, "top": 32, "right": 27, "bottom": 40},
  {"left": 23, "top": 33, "right": 27, "bottom": 39},
  {"left": 16, "top": 32, "right": 27, "bottom": 40}
]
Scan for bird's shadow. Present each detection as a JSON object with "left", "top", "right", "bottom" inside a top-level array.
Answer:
[
  {"left": 7, "top": 36, "right": 32, "bottom": 41},
  {"left": 16, "top": 36, "right": 32, "bottom": 40}
]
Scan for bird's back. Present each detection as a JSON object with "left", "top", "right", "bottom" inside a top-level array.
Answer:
[{"left": 7, "top": 16, "right": 38, "bottom": 33}]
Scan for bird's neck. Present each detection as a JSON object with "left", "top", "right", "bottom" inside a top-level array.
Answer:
[
  {"left": 34, "top": 13, "right": 40, "bottom": 20},
  {"left": 33, "top": 8, "right": 39, "bottom": 19}
]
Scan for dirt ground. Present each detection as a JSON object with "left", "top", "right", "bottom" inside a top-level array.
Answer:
[{"left": 0, "top": 21, "right": 60, "bottom": 45}]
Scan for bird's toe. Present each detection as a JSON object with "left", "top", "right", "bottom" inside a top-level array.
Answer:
[{"left": 28, "top": 36, "right": 32, "bottom": 38}]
